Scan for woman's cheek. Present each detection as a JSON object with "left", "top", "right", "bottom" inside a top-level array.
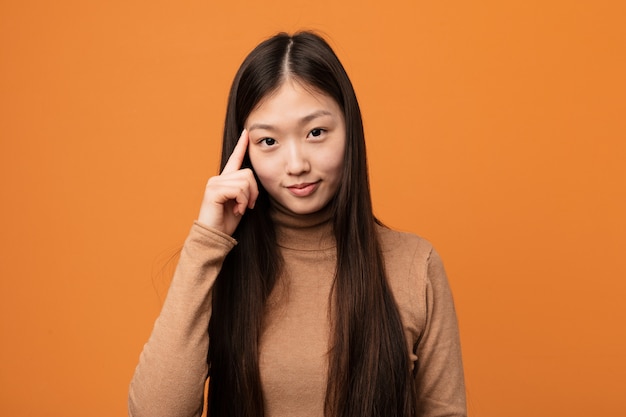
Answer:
[{"left": 249, "top": 155, "right": 274, "bottom": 188}]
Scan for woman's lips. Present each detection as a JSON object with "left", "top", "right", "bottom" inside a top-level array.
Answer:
[{"left": 286, "top": 181, "right": 320, "bottom": 197}]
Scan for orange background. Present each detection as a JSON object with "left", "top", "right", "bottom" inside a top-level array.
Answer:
[{"left": 1, "top": 1, "right": 625, "bottom": 416}]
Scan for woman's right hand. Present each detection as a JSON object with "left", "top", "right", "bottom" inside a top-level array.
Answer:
[{"left": 197, "top": 130, "right": 259, "bottom": 236}]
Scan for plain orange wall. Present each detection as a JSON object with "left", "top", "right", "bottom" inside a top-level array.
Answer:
[{"left": 1, "top": 0, "right": 625, "bottom": 416}]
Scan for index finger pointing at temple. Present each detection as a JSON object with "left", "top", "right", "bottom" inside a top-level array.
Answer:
[{"left": 222, "top": 129, "right": 249, "bottom": 174}]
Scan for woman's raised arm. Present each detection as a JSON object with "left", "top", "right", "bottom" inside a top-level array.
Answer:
[{"left": 129, "top": 130, "right": 258, "bottom": 417}]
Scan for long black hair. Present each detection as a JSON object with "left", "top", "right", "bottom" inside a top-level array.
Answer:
[{"left": 208, "top": 31, "right": 417, "bottom": 417}]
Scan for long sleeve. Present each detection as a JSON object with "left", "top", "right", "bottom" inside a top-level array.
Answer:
[
  {"left": 414, "top": 247, "right": 467, "bottom": 417},
  {"left": 128, "top": 222, "right": 236, "bottom": 417}
]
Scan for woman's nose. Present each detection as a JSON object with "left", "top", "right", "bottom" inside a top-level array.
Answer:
[{"left": 285, "top": 142, "right": 311, "bottom": 175}]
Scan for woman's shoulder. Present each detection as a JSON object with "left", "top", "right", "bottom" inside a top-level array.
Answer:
[
  {"left": 375, "top": 223, "right": 450, "bottom": 298},
  {"left": 376, "top": 223, "right": 434, "bottom": 264},
  {"left": 375, "top": 224, "right": 438, "bottom": 347}
]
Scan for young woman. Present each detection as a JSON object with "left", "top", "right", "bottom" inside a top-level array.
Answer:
[{"left": 129, "top": 32, "right": 466, "bottom": 417}]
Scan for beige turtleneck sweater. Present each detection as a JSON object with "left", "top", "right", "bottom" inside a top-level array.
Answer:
[{"left": 128, "top": 208, "right": 466, "bottom": 417}]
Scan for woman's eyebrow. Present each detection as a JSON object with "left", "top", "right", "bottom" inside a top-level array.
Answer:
[
  {"left": 248, "top": 110, "right": 334, "bottom": 132},
  {"left": 300, "top": 110, "right": 333, "bottom": 125},
  {"left": 247, "top": 122, "right": 276, "bottom": 132}
]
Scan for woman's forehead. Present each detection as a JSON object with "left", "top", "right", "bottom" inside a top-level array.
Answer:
[{"left": 246, "top": 79, "right": 343, "bottom": 128}]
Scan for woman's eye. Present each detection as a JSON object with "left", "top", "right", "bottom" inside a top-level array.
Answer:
[
  {"left": 260, "top": 137, "right": 276, "bottom": 146},
  {"left": 308, "top": 128, "right": 325, "bottom": 138}
]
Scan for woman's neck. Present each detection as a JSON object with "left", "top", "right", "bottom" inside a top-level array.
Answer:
[{"left": 270, "top": 202, "right": 335, "bottom": 251}]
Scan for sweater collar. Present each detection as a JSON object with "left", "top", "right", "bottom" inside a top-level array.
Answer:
[{"left": 270, "top": 203, "right": 336, "bottom": 251}]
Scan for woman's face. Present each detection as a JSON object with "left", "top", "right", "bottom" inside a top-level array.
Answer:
[{"left": 245, "top": 79, "right": 346, "bottom": 215}]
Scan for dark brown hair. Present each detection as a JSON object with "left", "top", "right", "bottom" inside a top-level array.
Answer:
[{"left": 208, "top": 31, "right": 417, "bottom": 417}]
